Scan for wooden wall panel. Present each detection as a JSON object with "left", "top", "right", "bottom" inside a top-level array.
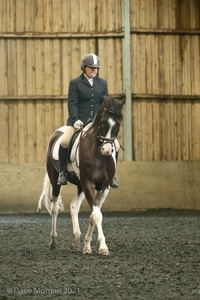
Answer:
[
  {"left": 133, "top": 100, "right": 200, "bottom": 161},
  {"left": 132, "top": 34, "right": 200, "bottom": 95},
  {"left": 0, "top": 0, "right": 200, "bottom": 164},
  {"left": 131, "top": 0, "right": 200, "bottom": 30}
]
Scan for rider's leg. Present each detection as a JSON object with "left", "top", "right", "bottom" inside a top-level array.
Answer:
[{"left": 57, "top": 126, "right": 75, "bottom": 185}]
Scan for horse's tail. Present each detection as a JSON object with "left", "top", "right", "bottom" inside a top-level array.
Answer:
[{"left": 37, "top": 172, "right": 64, "bottom": 215}]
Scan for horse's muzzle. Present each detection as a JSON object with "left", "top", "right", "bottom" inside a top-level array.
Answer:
[{"left": 100, "top": 142, "right": 114, "bottom": 156}]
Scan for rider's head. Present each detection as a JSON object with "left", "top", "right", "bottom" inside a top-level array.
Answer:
[{"left": 81, "top": 53, "right": 100, "bottom": 73}]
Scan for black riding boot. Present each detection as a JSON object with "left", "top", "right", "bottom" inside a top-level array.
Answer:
[
  {"left": 111, "top": 152, "right": 119, "bottom": 188},
  {"left": 57, "top": 145, "right": 68, "bottom": 185}
]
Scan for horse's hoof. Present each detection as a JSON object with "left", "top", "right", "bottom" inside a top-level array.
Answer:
[
  {"left": 82, "top": 248, "right": 92, "bottom": 254},
  {"left": 49, "top": 241, "right": 57, "bottom": 250},
  {"left": 70, "top": 242, "right": 81, "bottom": 252},
  {"left": 99, "top": 248, "right": 110, "bottom": 255}
]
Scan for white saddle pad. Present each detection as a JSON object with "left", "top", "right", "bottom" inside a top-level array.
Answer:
[
  {"left": 52, "top": 123, "right": 93, "bottom": 177},
  {"left": 52, "top": 126, "right": 66, "bottom": 160}
]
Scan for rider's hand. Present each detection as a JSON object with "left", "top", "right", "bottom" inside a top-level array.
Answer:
[{"left": 74, "top": 120, "right": 83, "bottom": 130}]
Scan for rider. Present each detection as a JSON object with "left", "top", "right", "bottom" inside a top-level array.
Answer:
[{"left": 57, "top": 53, "right": 119, "bottom": 188}]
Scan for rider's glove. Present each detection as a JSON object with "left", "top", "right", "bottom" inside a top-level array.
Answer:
[{"left": 74, "top": 120, "right": 83, "bottom": 130}]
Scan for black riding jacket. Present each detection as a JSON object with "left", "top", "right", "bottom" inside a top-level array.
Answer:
[{"left": 67, "top": 73, "right": 108, "bottom": 126}]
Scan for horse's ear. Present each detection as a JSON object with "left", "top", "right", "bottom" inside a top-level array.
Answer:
[
  {"left": 118, "top": 97, "right": 125, "bottom": 108},
  {"left": 101, "top": 95, "right": 110, "bottom": 106}
]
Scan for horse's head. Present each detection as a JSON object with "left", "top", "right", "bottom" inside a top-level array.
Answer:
[{"left": 94, "top": 96, "right": 125, "bottom": 156}]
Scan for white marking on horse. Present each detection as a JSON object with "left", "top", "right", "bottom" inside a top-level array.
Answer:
[{"left": 100, "top": 117, "right": 115, "bottom": 156}]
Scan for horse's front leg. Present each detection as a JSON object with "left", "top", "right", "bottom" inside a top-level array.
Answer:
[
  {"left": 70, "top": 190, "right": 85, "bottom": 251},
  {"left": 82, "top": 214, "right": 95, "bottom": 254},
  {"left": 83, "top": 188, "right": 110, "bottom": 255},
  {"left": 92, "top": 205, "right": 109, "bottom": 255}
]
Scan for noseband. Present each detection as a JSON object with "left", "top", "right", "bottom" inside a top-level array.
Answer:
[{"left": 97, "top": 135, "right": 116, "bottom": 150}]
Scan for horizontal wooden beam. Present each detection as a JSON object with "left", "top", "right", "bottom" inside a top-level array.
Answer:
[
  {"left": 131, "top": 28, "right": 200, "bottom": 35},
  {"left": 0, "top": 29, "right": 199, "bottom": 39},
  {"left": 0, "top": 32, "right": 124, "bottom": 39},
  {"left": 0, "top": 94, "right": 125, "bottom": 101},
  {"left": 0, "top": 94, "right": 199, "bottom": 101},
  {"left": 132, "top": 94, "right": 200, "bottom": 100}
]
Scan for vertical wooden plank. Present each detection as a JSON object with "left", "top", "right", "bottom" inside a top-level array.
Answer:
[
  {"left": 191, "top": 36, "right": 200, "bottom": 95},
  {"left": 25, "top": 0, "right": 34, "bottom": 32},
  {"left": 158, "top": 35, "right": 164, "bottom": 94},
  {"left": 167, "top": 100, "right": 173, "bottom": 161},
  {"left": 44, "top": 39, "right": 53, "bottom": 95},
  {"left": 53, "top": 100, "right": 62, "bottom": 130},
  {"left": 7, "top": 0, "right": 16, "bottom": 32},
  {"left": 16, "top": 0, "right": 25, "bottom": 32},
  {"left": 79, "top": 0, "right": 87, "bottom": 32},
  {"left": 16, "top": 39, "right": 26, "bottom": 96},
  {"left": 115, "top": 39, "right": 123, "bottom": 94},
  {"left": 52, "top": 0, "right": 61, "bottom": 32},
  {"left": 0, "top": 40, "right": 8, "bottom": 96},
  {"left": 154, "top": 35, "right": 159, "bottom": 94},
  {"left": 146, "top": 35, "right": 152, "bottom": 94},
  {"left": 0, "top": 0, "right": 7, "bottom": 32},
  {"left": 36, "top": 100, "right": 45, "bottom": 162},
  {"left": 152, "top": 99, "right": 160, "bottom": 161},
  {"left": 71, "top": 0, "right": 79, "bottom": 32},
  {"left": 61, "top": 0, "right": 71, "bottom": 32},
  {"left": 165, "top": 100, "right": 171, "bottom": 160},
  {"left": 70, "top": 39, "right": 81, "bottom": 78},
  {"left": 132, "top": 100, "right": 138, "bottom": 160},
  {"left": 141, "top": 35, "right": 147, "bottom": 94},
  {"left": 141, "top": 100, "right": 147, "bottom": 160},
  {"left": 16, "top": 39, "right": 26, "bottom": 163},
  {"left": 138, "top": 0, "right": 145, "bottom": 29},
  {"left": 62, "top": 39, "right": 71, "bottom": 95},
  {"left": 35, "top": 39, "right": 44, "bottom": 95},
  {"left": 18, "top": 100, "right": 26, "bottom": 163},
  {"left": 132, "top": 34, "right": 138, "bottom": 94},
  {"left": 26, "top": 39, "right": 36, "bottom": 96},
  {"left": 186, "top": 101, "right": 192, "bottom": 160},
  {"left": 53, "top": 39, "right": 61, "bottom": 95},
  {"left": 44, "top": 99, "right": 53, "bottom": 146},
  {"left": 34, "top": 0, "right": 44, "bottom": 32},
  {"left": 105, "top": 38, "right": 115, "bottom": 93},
  {"left": 7, "top": 40, "right": 17, "bottom": 96},
  {"left": 193, "top": 101, "right": 200, "bottom": 160},
  {"left": 8, "top": 101, "right": 18, "bottom": 163},
  {"left": 0, "top": 102, "right": 9, "bottom": 163},
  {"left": 44, "top": 40, "right": 54, "bottom": 143},
  {"left": 146, "top": 100, "right": 152, "bottom": 160},
  {"left": 136, "top": 100, "right": 142, "bottom": 160},
  {"left": 26, "top": 101, "right": 36, "bottom": 162},
  {"left": 182, "top": 35, "right": 191, "bottom": 95},
  {"left": 131, "top": 0, "right": 138, "bottom": 29},
  {"left": 43, "top": 0, "right": 53, "bottom": 32}
]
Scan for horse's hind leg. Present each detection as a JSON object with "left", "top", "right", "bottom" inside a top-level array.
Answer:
[
  {"left": 46, "top": 173, "right": 62, "bottom": 249},
  {"left": 49, "top": 193, "right": 61, "bottom": 249}
]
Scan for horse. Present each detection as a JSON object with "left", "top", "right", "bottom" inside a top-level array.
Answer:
[{"left": 37, "top": 96, "right": 124, "bottom": 255}]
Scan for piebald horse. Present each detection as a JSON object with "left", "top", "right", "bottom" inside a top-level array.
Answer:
[{"left": 37, "top": 96, "right": 124, "bottom": 255}]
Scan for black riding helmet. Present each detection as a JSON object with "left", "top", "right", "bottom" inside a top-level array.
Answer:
[{"left": 81, "top": 53, "right": 100, "bottom": 72}]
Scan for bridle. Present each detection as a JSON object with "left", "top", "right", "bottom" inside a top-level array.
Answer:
[
  {"left": 96, "top": 107, "right": 119, "bottom": 152},
  {"left": 97, "top": 134, "right": 116, "bottom": 150}
]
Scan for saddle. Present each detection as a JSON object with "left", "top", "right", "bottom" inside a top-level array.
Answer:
[{"left": 52, "top": 127, "right": 80, "bottom": 162}]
